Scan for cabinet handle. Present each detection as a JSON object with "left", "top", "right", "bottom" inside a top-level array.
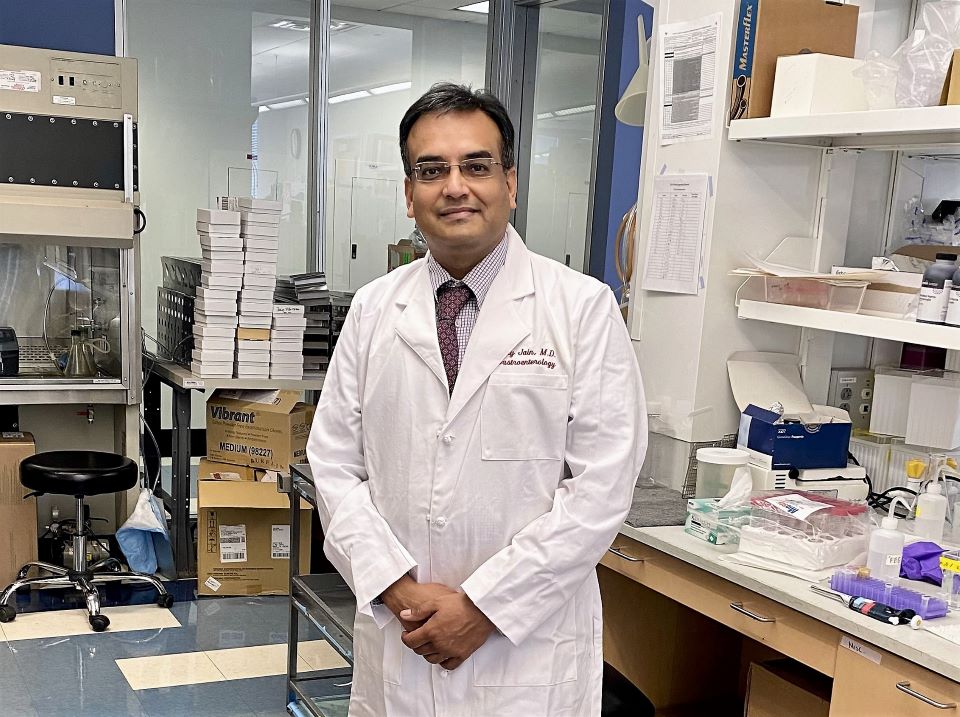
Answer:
[
  {"left": 896, "top": 681, "right": 957, "bottom": 709},
  {"left": 729, "top": 601, "right": 776, "bottom": 623},
  {"left": 607, "top": 546, "right": 644, "bottom": 562}
]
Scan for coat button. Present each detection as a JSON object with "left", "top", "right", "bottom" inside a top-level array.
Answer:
[
  {"left": 434, "top": 516, "right": 447, "bottom": 528},
  {"left": 442, "top": 434, "right": 454, "bottom": 444}
]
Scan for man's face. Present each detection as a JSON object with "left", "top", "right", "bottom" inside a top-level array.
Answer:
[{"left": 404, "top": 110, "right": 517, "bottom": 260}]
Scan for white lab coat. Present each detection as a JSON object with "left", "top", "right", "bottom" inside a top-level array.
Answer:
[{"left": 307, "top": 226, "right": 647, "bottom": 717}]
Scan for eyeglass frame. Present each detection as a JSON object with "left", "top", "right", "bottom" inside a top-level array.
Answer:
[{"left": 410, "top": 157, "right": 506, "bottom": 183}]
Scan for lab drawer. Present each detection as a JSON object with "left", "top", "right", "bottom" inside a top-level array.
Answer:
[
  {"left": 602, "top": 535, "right": 840, "bottom": 677},
  {"left": 830, "top": 639, "right": 960, "bottom": 716}
]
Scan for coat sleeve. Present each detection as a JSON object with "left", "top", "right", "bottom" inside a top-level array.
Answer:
[
  {"left": 460, "top": 287, "right": 647, "bottom": 646},
  {"left": 307, "top": 301, "right": 417, "bottom": 626}
]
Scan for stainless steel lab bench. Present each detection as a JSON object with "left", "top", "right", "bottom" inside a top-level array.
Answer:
[{"left": 282, "top": 462, "right": 355, "bottom": 717}]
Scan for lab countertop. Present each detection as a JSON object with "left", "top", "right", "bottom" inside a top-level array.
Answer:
[{"left": 618, "top": 523, "right": 960, "bottom": 683}]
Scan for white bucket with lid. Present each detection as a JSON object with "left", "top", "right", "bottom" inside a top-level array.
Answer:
[{"left": 695, "top": 448, "right": 750, "bottom": 498}]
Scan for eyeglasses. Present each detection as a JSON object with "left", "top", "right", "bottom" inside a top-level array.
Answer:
[{"left": 412, "top": 158, "right": 503, "bottom": 183}]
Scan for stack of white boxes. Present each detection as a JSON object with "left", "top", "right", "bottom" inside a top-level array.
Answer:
[
  {"left": 235, "top": 197, "right": 282, "bottom": 378},
  {"left": 192, "top": 208, "right": 241, "bottom": 378},
  {"left": 270, "top": 304, "right": 306, "bottom": 379}
]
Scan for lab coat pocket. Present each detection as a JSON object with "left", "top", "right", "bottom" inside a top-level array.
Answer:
[
  {"left": 473, "top": 596, "right": 578, "bottom": 686},
  {"left": 481, "top": 373, "right": 569, "bottom": 461},
  {"left": 382, "top": 622, "right": 404, "bottom": 685}
]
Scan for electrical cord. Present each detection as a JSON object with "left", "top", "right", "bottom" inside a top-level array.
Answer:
[
  {"left": 849, "top": 451, "right": 960, "bottom": 519},
  {"left": 850, "top": 452, "right": 917, "bottom": 519},
  {"left": 139, "top": 412, "right": 162, "bottom": 492}
]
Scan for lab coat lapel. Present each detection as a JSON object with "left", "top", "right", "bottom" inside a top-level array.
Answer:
[
  {"left": 446, "top": 229, "right": 534, "bottom": 422},
  {"left": 394, "top": 265, "right": 448, "bottom": 390}
]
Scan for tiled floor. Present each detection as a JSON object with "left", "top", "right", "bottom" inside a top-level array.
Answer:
[{"left": 0, "top": 593, "right": 337, "bottom": 717}]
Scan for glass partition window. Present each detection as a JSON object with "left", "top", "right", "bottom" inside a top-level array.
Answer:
[
  {"left": 522, "top": 2, "right": 603, "bottom": 272},
  {"left": 127, "top": 1, "right": 311, "bottom": 346},
  {"left": 325, "top": 2, "right": 488, "bottom": 292}
]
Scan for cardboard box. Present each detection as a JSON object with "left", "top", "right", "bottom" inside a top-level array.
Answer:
[
  {"left": 728, "top": 352, "right": 852, "bottom": 470},
  {"left": 197, "top": 480, "right": 310, "bottom": 596},
  {"left": 0, "top": 433, "right": 37, "bottom": 587},
  {"left": 941, "top": 50, "right": 960, "bottom": 106},
  {"left": 731, "top": 0, "right": 859, "bottom": 121},
  {"left": 770, "top": 54, "right": 867, "bottom": 117},
  {"left": 745, "top": 660, "right": 831, "bottom": 717},
  {"left": 206, "top": 389, "right": 314, "bottom": 472},
  {"left": 198, "top": 457, "right": 261, "bottom": 482}
]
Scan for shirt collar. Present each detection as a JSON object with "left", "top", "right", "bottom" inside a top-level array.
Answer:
[{"left": 427, "top": 232, "right": 508, "bottom": 309}]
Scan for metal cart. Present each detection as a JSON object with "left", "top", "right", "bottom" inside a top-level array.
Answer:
[{"left": 282, "top": 463, "right": 355, "bottom": 717}]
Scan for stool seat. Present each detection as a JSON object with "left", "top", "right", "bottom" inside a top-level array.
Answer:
[{"left": 21, "top": 451, "right": 138, "bottom": 496}]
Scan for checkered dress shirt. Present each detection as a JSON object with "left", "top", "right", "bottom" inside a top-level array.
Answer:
[{"left": 427, "top": 234, "right": 509, "bottom": 369}]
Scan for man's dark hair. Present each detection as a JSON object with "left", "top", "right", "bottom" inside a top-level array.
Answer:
[{"left": 399, "top": 83, "right": 515, "bottom": 177}]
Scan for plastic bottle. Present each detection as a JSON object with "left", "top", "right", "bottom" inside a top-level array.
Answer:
[
  {"left": 916, "top": 482, "right": 948, "bottom": 543},
  {"left": 947, "top": 264, "right": 960, "bottom": 327},
  {"left": 867, "top": 502, "right": 907, "bottom": 582},
  {"left": 917, "top": 253, "right": 958, "bottom": 325}
]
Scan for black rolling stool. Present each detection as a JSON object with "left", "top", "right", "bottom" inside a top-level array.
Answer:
[{"left": 0, "top": 451, "right": 173, "bottom": 632}]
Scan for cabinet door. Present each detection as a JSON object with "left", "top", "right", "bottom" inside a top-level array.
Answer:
[{"left": 831, "top": 637, "right": 960, "bottom": 716}]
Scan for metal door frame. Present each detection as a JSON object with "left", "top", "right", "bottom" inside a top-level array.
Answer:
[{"left": 487, "top": 0, "right": 611, "bottom": 273}]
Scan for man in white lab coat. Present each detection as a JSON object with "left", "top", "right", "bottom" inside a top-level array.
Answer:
[{"left": 307, "top": 83, "right": 647, "bottom": 717}]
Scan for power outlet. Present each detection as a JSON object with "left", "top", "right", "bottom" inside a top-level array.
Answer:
[{"left": 827, "top": 368, "right": 875, "bottom": 433}]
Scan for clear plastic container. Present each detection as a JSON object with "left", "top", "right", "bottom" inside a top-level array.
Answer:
[
  {"left": 940, "top": 550, "right": 960, "bottom": 609},
  {"left": 764, "top": 277, "right": 867, "bottom": 313},
  {"left": 738, "top": 491, "right": 870, "bottom": 570},
  {"left": 695, "top": 448, "right": 749, "bottom": 498}
]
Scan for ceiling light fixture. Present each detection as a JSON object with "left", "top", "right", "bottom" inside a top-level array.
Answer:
[
  {"left": 329, "top": 90, "right": 372, "bottom": 104},
  {"left": 269, "top": 19, "right": 310, "bottom": 31},
  {"left": 456, "top": 2, "right": 489, "bottom": 14},
  {"left": 369, "top": 81, "right": 412, "bottom": 95},
  {"left": 269, "top": 19, "right": 355, "bottom": 32},
  {"left": 266, "top": 98, "right": 308, "bottom": 110},
  {"left": 536, "top": 112, "right": 556, "bottom": 120},
  {"left": 554, "top": 104, "right": 596, "bottom": 116}
]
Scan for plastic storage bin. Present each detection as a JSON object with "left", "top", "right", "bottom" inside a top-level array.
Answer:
[
  {"left": 870, "top": 367, "right": 918, "bottom": 437},
  {"left": 881, "top": 443, "right": 960, "bottom": 493},
  {"left": 849, "top": 434, "right": 902, "bottom": 492},
  {"left": 764, "top": 277, "right": 867, "bottom": 313},
  {"left": 738, "top": 491, "right": 870, "bottom": 571},
  {"left": 906, "top": 374, "right": 960, "bottom": 450}
]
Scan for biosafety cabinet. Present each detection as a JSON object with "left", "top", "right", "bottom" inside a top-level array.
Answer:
[
  {"left": 0, "top": 44, "right": 140, "bottom": 407},
  {"left": 629, "top": 1, "right": 960, "bottom": 491}
]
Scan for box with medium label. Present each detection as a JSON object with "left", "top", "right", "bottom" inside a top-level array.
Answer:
[
  {"left": 0, "top": 433, "right": 37, "bottom": 587},
  {"left": 197, "top": 480, "right": 310, "bottom": 596},
  {"left": 206, "top": 389, "right": 314, "bottom": 472}
]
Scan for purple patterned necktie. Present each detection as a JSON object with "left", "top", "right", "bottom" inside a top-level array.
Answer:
[{"left": 436, "top": 283, "right": 473, "bottom": 395}]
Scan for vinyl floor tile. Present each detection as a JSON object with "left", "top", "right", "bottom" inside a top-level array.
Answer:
[
  {"left": 116, "top": 650, "right": 225, "bottom": 690},
  {"left": 1, "top": 604, "right": 180, "bottom": 641}
]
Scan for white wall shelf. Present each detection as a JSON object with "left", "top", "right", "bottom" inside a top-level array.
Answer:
[
  {"left": 737, "top": 300, "right": 960, "bottom": 350},
  {"left": 728, "top": 106, "right": 960, "bottom": 151}
]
